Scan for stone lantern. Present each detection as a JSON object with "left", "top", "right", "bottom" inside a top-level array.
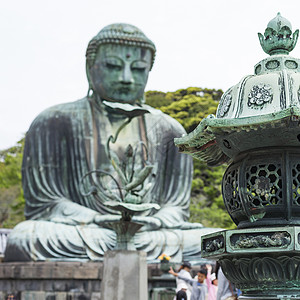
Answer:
[{"left": 175, "top": 13, "right": 300, "bottom": 299}]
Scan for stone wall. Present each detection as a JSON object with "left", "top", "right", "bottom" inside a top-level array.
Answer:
[
  {"left": 0, "top": 262, "right": 102, "bottom": 299},
  {"left": 0, "top": 261, "right": 176, "bottom": 300}
]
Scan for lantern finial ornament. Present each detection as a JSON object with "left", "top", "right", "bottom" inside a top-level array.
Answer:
[{"left": 258, "top": 12, "right": 299, "bottom": 55}]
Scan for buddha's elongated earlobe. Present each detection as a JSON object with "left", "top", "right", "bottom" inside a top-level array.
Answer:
[
  {"left": 86, "top": 63, "right": 94, "bottom": 98},
  {"left": 87, "top": 88, "right": 94, "bottom": 98}
]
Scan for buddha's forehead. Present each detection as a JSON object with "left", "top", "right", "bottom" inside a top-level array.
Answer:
[{"left": 96, "top": 44, "right": 152, "bottom": 62}]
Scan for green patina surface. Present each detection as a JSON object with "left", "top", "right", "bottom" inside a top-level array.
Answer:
[
  {"left": 258, "top": 12, "right": 299, "bottom": 56},
  {"left": 175, "top": 13, "right": 300, "bottom": 167},
  {"left": 177, "top": 13, "right": 300, "bottom": 299},
  {"left": 175, "top": 106, "right": 300, "bottom": 165},
  {"left": 201, "top": 226, "right": 300, "bottom": 297},
  {"left": 5, "top": 23, "right": 215, "bottom": 264}
]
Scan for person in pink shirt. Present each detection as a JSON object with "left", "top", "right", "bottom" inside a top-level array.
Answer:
[
  {"left": 207, "top": 272, "right": 218, "bottom": 300},
  {"left": 202, "top": 264, "right": 217, "bottom": 300}
]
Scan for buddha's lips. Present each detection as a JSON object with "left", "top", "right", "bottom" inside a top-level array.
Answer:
[{"left": 117, "top": 87, "right": 131, "bottom": 93}]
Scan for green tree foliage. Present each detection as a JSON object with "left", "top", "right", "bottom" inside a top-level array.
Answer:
[
  {"left": 146, "top": 87, "right": 235, "bottom": 229},
  {"left": 0, "top": 138, "right": 25, "bottom": 228}
]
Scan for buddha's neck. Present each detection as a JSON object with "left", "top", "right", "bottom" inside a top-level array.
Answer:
[{"left": 108, "top": 112, "right": 128, "bottom": 123}]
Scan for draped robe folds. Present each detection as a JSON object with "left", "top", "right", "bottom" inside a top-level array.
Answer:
[{"left": 5, "top": 97, "right": 219, "bottom": 262}]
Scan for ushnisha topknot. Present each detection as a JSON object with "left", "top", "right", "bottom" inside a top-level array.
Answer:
[{"left": 86, "top": 23, "right": 156, "bottom": 70}]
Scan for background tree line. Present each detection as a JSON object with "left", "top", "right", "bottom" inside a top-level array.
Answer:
[
  {"left": 0, "top": 87, "right": 235, "bottom": 229},
  {"left": 0, "top": 138, "right": 25, "bottom": 228},
  {"left": 145, "top": 87, "right": 234, "bottom": 229}
]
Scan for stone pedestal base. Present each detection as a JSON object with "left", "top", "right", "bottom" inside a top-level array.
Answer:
[
  {"left": 0, "top": 260, "right": 176, "bottom": 300},
  {"left": 0, "top": 262, "right": 102, "bottom": 300},
  {"left": 101, "top": 250, "right": 147, "bottom": 300}
]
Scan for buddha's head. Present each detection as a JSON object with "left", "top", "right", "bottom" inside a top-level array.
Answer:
[{"left": 86, "top": 23, "right": 156, "bottom": 104}]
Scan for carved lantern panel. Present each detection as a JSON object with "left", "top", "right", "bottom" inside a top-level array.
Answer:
[{"left": 223, "top": 147, "right": 300, "bottom": 228}]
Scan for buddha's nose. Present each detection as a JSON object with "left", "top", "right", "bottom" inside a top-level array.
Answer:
[{"left": 120, "top": 64, "right": 134, "bottom": 84}]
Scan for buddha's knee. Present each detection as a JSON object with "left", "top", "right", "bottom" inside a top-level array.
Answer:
[{"left": 4, "top": 220, "right": 36, "bottom": 262}]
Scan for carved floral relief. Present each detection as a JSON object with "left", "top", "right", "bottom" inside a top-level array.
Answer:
[
  {"left": 234, "top": 232, "right": 291, "bottom": 249},
  {"left": 248, "top": 83, "right": 273, "bottom": 108},
  {"left": 218, "top": 93, "right": 232, "bottom": 117},
  {"left": 204, "top": 237, "right": 224, "bottom": 253}
]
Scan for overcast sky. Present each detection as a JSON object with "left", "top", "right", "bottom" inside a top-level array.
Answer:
[{"left": 1, "top": 0, "right": 300, "bottom": 150}]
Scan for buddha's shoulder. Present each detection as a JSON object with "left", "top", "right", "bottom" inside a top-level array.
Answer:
[
  {"left": 38, "top": 98, "right": 89, "bottom": 116},
  {"left": 143, "top": 105, "right": 187, "bottom": 134},
  {"left": 32, "top": 98, "right": 90, "bottom": 122}
]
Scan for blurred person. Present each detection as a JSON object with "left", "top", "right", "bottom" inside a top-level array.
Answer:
[
  {"left": 216, "top": 267, "right": 237, "bottom": 300},
  {"left": 170, "top": 267, "right": 208, "bottom": 300},
  {"left": 175, "top": 262, "right": 193, "bottom": 300},
  {"left": 176, "top": 290, "right": 188, "bottom": 300},
  {"left": 208, "top": 272, "right": 218, "bottom": 300},
  {"left": 206, "top": 264, "right": 217, "bottom": 300},
  {"left": 196, "top": 264, "right": 216, "bottom": 300}
]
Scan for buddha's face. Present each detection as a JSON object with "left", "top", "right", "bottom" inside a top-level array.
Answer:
[{"left": 89, "top": 44, "right": 152, "bottom": 104}]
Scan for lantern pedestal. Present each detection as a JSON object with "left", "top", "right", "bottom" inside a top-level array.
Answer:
[{"left": 202, "top": 226, "right": 300, "bottom": 299}]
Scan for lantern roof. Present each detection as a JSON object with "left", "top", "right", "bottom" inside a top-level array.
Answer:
[{"left": 175, "top": 13, "right": 300, "bottom": 166}]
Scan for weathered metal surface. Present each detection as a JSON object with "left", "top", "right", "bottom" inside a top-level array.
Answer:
[
  {"left": 0, "top": 229, "right": 11, "bottom": 259},
  {"left": 202, "top": 227, "right": 300, "bottom": 297},
  {"left": 201, "top": 227, "right": 298, "bottom": 258},
  {"left": 175, "top": 13, "right": 300, "bottom": 167},
  {"left": 5, "top": 23, "right": 216, "bottom": 263},
  {"left": 221, "top": 147, "right": 300, "bottom": 228},
  {"left": 178, "top": 13, "right": 300, "bottom": 299},
  {"left": 258, "top": 12, "right": 299, "bottom": 56}
]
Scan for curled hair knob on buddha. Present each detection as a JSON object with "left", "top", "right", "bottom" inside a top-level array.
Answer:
[{"left": 86, "top": 23, "right": 156, "bottom": 69}]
